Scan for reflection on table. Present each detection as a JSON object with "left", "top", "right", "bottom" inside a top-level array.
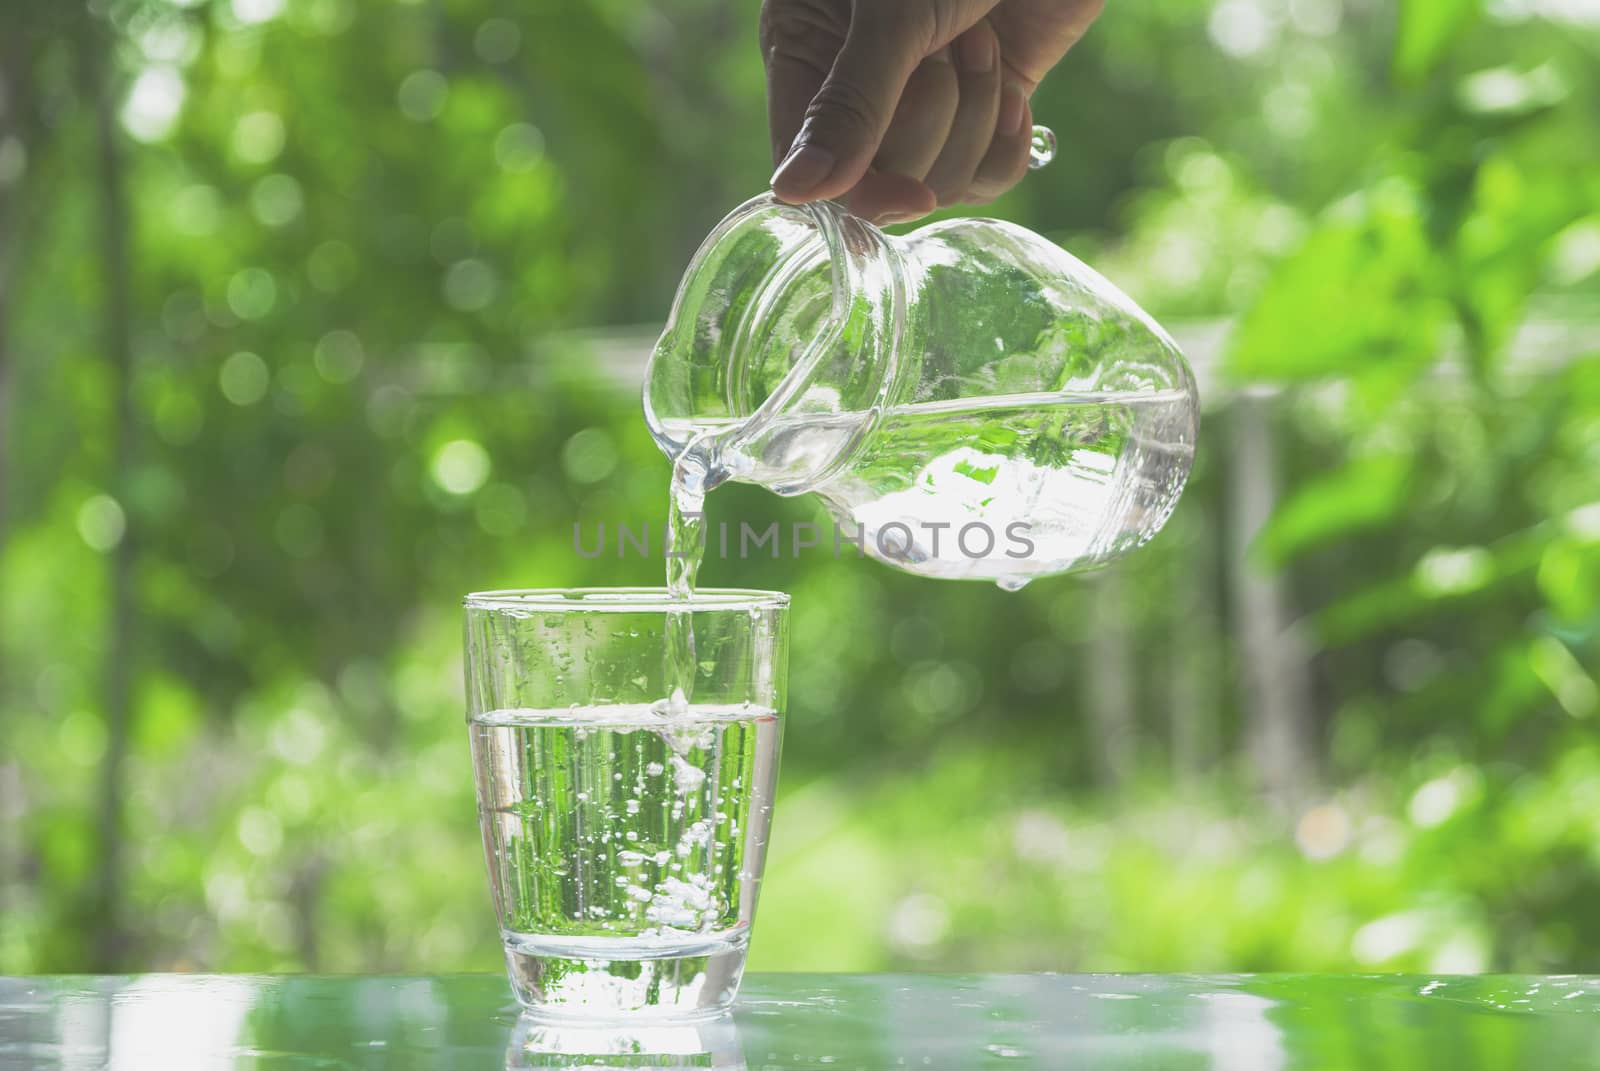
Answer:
[{"left": 3, "top": 972, "right": 1599, "bottom": 1069}]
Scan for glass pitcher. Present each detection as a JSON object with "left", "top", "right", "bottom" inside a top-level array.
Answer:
[{"left": 643, "top": 193, "right": 1199, "bottom": 588}]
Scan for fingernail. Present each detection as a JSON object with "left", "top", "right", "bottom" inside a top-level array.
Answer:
[
  {"left": 770, "top": 142, "right": 836, "bottom": 202},
  {"left": 879, "top": 211, "right": 923, "bottom": 226},
  {"left": 999, "top": 83, "right": 1026, "bottom": 137},
  {"left": 928, "top": 45, "right": 954, "bottom": 66},
  {"left": 958, "top": 31, "right": 993, "bottom": 74}
]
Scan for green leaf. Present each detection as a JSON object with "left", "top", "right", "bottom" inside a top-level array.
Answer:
[
  {"left": 1538, "top": 540, "right": 1600, "bottom": 625},
  {"left": 1256, "top": 454, "right": 1413, "bottom": 566},
  {"left": 1225, "top": 181, "right": 1446, "bottom": 385},
  {"left": 1395, "top": 0, "right": 1482, "bottom": 83},
  {"left": 954, "top": 459, "right": 999, "bottom": 485},
  {"left": 1314, "top": 528, "right": 1546, "bottom": 646},
  {"left": 1457, "top": 63, "right": 1568, "bottom": 118},
  {"left": 1450, "top": 156, "right": 1593, "bottom": 369}
]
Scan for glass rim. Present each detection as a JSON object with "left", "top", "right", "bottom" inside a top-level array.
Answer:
[{"left": 463, "top": 587, "right": 789, "bottom": 614}]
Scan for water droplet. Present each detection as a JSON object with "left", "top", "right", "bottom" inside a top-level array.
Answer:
[{"left": 1027, "top": 125, "right": 1056, "bottom": 170}]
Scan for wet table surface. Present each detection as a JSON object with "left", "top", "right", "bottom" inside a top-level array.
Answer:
[{"left": 3, "top": 973, "right": 1600, "bottom": 1070}]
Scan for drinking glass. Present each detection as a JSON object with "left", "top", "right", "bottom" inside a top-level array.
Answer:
[{"left": 463, "top": 588, "right": 789, "bottom": 1019}]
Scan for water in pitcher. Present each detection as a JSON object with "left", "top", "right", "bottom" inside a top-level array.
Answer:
[
  {"left": 838, "top": 387, "right": 1195, "bottom": 585},
  {"left": 659, "top": 386, "right": 1196, "bottom": 589},
  {"left": 471, "top": 703, "right": 781, "bottom": 1011}
]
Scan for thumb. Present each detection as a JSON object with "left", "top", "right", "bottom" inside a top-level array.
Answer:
[{"left": 771, "top": 8, "right": 929, "bottom": 204}]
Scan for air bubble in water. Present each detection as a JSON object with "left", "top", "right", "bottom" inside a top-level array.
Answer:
[{"left": 671, "top": 754, "right": 707, "bottom": 793}]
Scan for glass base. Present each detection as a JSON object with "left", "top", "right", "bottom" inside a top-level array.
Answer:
[
  {"left": 508, "top": 1012, "right": 745, "bottom": 1070},
  {"left": 503, "top": 930, "right": 750, "bottom": 1019}
]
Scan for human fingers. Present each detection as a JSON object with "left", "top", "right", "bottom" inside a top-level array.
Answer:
[
  {"left": 760, "top": 0, "right": 840, "bottom": 164},
  {"left": 923, "top": 21, "right": 1003, "bottom": 207},
  {"left": 869, "top": 47, "right": 959, "bottom": 183},
  {"left": 966, "top": 88, "right": 1033, "bottom": 204},
  {"left": 845, "top": 171, "right": 938, "bottom": 225},
  {"left": 769, "top": 3, "right": 935, "bottom": 204}
]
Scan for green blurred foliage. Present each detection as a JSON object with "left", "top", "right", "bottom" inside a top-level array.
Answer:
[{"left": 0, "top": 0, "right": 1597, "bottom": 979}]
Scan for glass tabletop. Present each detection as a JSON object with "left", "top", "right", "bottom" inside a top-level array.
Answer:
[{"left": 3, "top": 973, "right": 1598, "bottom": 1069}]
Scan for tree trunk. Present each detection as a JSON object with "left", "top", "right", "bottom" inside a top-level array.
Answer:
[
  {"left": 0, "top": 57, "right": 14, "bottom": 571},
  {"left": 0, "top": 27, "right": 21, "bottom": 961},
  {"left": 1084, "top": 566, "right": 1136, "bottom": 790},
  {"left": 86, "top": 24, "right": 137, "bottom": 972},
  {"left": 291, "top": 854, "right": 328, "bottom": 970},
  {"left": 1225, "top": 393, "right": 1315, "bottom": 813},
  {"left": 1169, "top": 501, "right": 1220, "bottom": 786}
]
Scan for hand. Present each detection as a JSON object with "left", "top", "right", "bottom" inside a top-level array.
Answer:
[{"left": 761, "top": 0, "right": 1103, "bottom": 224}]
